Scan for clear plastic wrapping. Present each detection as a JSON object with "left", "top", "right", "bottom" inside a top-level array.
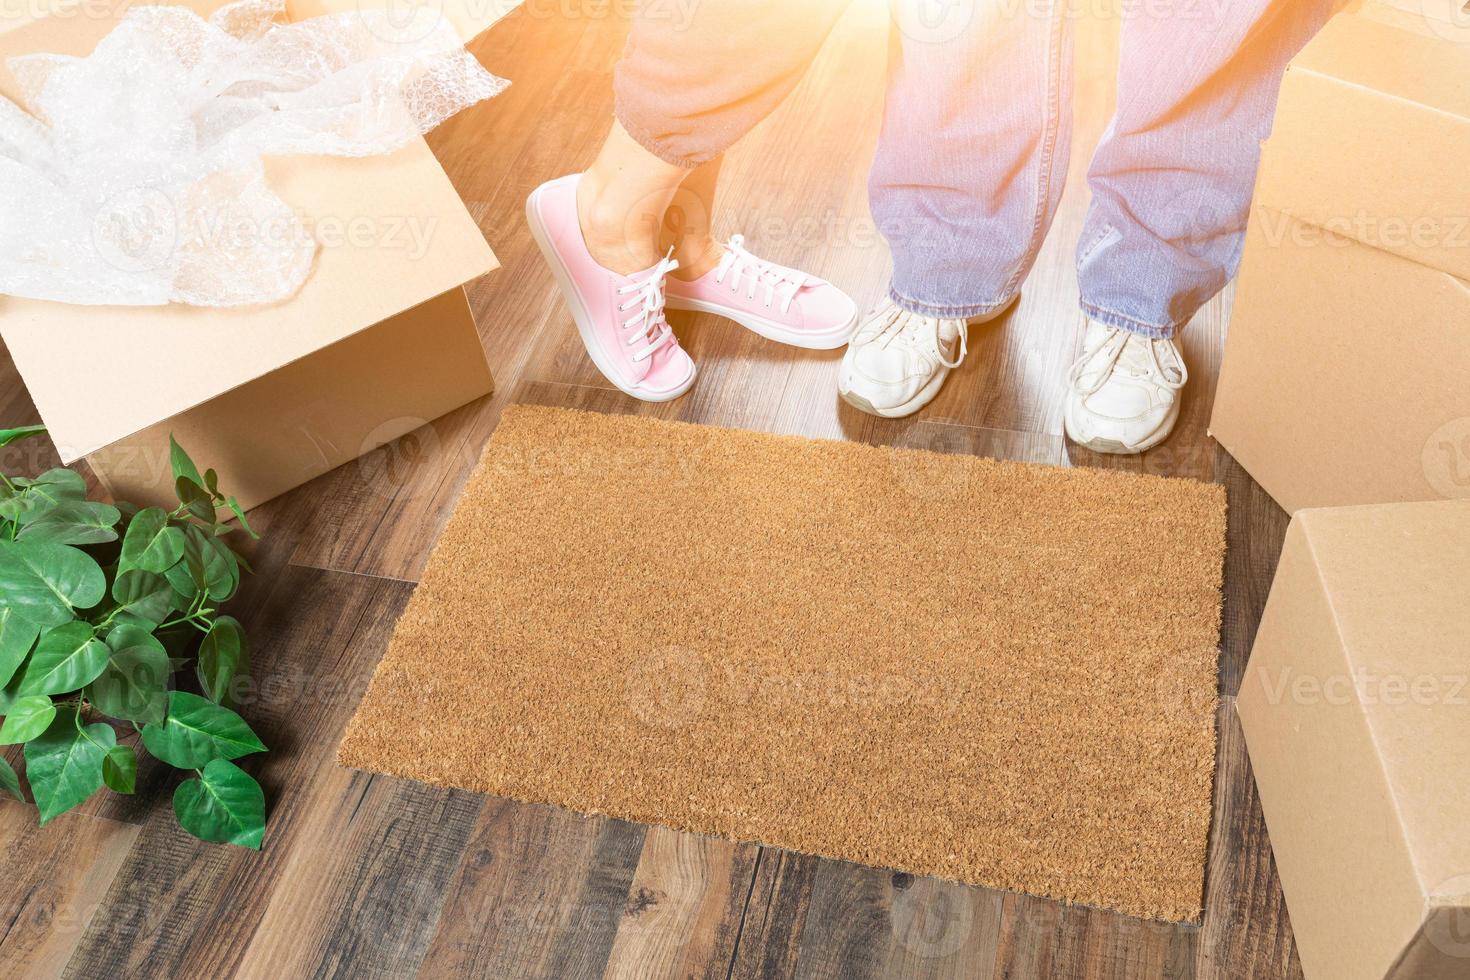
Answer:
[{"left": 0, "top": 0, "right": 508, "bottom": 307}]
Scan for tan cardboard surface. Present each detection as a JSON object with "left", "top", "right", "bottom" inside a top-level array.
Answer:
[
  {"left": 89, "top": 287, "right": 493, "bottom": 511},
  {"left": 0, "top": 0, "right": 499, "bottom": 463},
  {"left": 1358, "top": 0, "right": 1470, "bottom": 40},
  {"left": 1238, "top": 500, "right": 1470, "bottom": 980},
  {"left": 1293, "top": 504, "right": 1470, "bottom": 895},
  {"left": 1210, "top": 211, "right": 1470, "bottom": 513},
  {"left": 1255, "top": 13, "right": 1470, "bottom": 282}
]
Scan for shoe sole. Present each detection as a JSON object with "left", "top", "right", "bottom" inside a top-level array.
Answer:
[
  {"left": 838, "top": 368, "right": 948, "bottom": 419},
  {"left": 526, "top": 186, "right": 697, "bottom": 403},
  {"left": 665, "top": 296, "right": 857, "bottom": 350},
  {"left": 1063, "top": 402, "right": 1180, "bottom": 456}
]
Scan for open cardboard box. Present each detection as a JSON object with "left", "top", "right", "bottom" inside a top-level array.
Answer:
[
  {"left": 0, "top": 0, "right": 501, "bottom": 512},
  {"left": 1237, "top": 500, "right": 1470, "bottom": 980},
  {"left": 1209, "top": 5, "right": 1470, "bottom": 513}
]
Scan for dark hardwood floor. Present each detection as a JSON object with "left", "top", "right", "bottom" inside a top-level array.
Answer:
[{"left": 0, "top": 2, "right": 1302, "bottom": 977}]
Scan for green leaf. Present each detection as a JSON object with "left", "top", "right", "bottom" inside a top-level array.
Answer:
[
  {"left": 18, "top": 622, "right": 109, "bottom": 697},
  {"left": 0, "top": 540, "right": 107, "bottom": 627},
  {"left": 173, "top": 758, "right": 265, "bottom": 849},
  {"left": 175, "top": 477, "right": 216, "bottom": 524},
  {"left": 225, "top": 497, "right": 259, "bottom": 540},
  {"left": 17, "top": 500, "right": 121, "bottom": 546},
  {"left": 0, "top": 694, "right": 56, "bottom": 744},
  {"left": 103, "top": 745, "right": 136, "bottom": 794},
  {"left": 169, "top": 437, "right": 205, "bottom": 488},
  {"left": 0, "top": 754, "right": 23, "bottom": 801},
  {"left": 204, "top": 469, "right": 220, "bottom": 499},
  {"left": 166, "top": 527, "right": 234, "bottom": 604},
  {"left": 0, "top": 424, "right": 46, "bottom": 449},
  {"left": 89, "top": 627, "right": 169, "bottom": 725},
  {"left": 197, "top": 616, "right": 245, "bottom": 704},
  {"left": 111, "top": 569, "right": 176, "bottom": 627},
  {"left": 23, "top": 706, "right": 114, "bottom": 823},
  {"left": 0, "top": 673, "right": 21, "bottom": 714},
  {"left": 0, "top": 608, "right": 40, "bottom": 689},
  {"left": 140, "top": 691, "right": 265, "bottom": 769},
  {"left": 119, "top": 508, "right": 186, "bottom": 574},
  {"left": 12, "top": 469, "right": 87, "bottom": 518}
]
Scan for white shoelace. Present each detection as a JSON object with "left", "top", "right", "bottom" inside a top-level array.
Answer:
[
  {"left": 862, "top": 302, "right": 969, "bottom": 370},
  {"left": 1066, "top": 325, "right": 1188, "bottom": 397},
  {"left": 711, "top": 234, "right": 811, "bottom": 314},
  {"left": 615, "top": 251, "right": 680, "bottom": 363}
]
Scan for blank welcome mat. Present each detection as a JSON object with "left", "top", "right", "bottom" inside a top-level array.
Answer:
[{"left": 339, "top": 405, "right": 1227, "bottom": 922}]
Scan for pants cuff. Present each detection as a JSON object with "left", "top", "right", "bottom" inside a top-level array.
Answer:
[
  {"left": 889, "top": 286, "right": 1016, "bottom": 321},
  {"left": 1079, "top": 302, "right": 1182, "bottom": 340},
  {"left": 613, "top": 102, "right": 710, "bottom": 170}
]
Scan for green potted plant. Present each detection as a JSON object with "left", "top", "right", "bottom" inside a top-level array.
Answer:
[{"left": 0, "top": 425, "right": 268, "bottom": 847}]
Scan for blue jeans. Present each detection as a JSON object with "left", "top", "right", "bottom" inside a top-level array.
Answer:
[{"left": 616, "top": 0, "right": 1336, "bottom": 338}]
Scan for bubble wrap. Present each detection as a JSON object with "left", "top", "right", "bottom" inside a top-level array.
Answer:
[{"left": 0, "top": 0, "right": 508, "bottom": 307}]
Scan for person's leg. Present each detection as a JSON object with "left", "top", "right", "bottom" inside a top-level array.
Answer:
[
  {"left": 1076, "top": 0, "right": 1337, "bottom": 336},
  {"left": 578, "top": 0, "right": 855, "bottom": 277},
  {"left": 869, "top": 0, "right": 1075, "bottom": 319},
  {"left": 1063, "top": 0, "right": 1334, "bottom": 454},
  {"left": 576, "top": 120, "right": 697, "bottom": 276},
  {"left": 530, "top": 0, "right": 864, "bottom": 402},
  {"left": 841, "top": 0, "right": 1074, "bottom": 418}
]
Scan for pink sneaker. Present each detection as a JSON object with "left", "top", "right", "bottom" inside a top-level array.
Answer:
[
  {"left": 526, "top": 174, "right": 696, "bottom": 402},
  {"left": 664, "top": 235, "right": 858, "bottom": 350}
]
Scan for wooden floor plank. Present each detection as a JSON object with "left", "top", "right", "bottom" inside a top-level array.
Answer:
[
  {"left": 417, "top": 800, "right": 646, "bottom": 980},
  {"left": 1216, "top": 448, "right": 1291, "bottom": 697},
  {"left": 59, "top": 568, "right": 421, "bottom": 979},
  {"left": 0, "top": 808, "right": 141, "bottom": 980},
  {"left": 601, "top": 828, "right": 760, "bottom": 980},
  {"left": 232, "top": 772, "right": 483, "bottom": 979},
  {"left": 1195, "top": 701, "right": 1301, "bottom": 980},
  {"left": 727, "top": 849, "right": 822, "bottom": 980},
  {"left": 792, "top": 862, "right": 1004, "bottom": 980}
]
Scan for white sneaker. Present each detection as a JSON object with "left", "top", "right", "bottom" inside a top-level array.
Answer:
[
  {"left": 837, "top": 299, "right": 971, "bottom": 418},
  {"left": 1063, "top": 320, "right": 1188, "bottom": 454}
]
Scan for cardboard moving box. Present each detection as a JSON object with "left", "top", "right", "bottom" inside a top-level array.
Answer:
[
  {"left": 0, "top": 0, "right": 498, "bottom": 512},
  {"left": 1210, "top": 9, "right": 1470, "bottom": 513},
  {"left": 1238, "top": 500, "right": 1470, "bottom": 980}
]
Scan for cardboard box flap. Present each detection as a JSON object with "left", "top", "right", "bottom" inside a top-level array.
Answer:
[
  {"left": 0, "top": 0, "right": 498, "bottom": 463},
  {"left": 1357, "top": 0, "right": 1470, "bottom": 41},
  {"left": 1257, "top": 12, "right": 1470, "bottom": 281},
  {"left": 1296, "top": 501, "right": 1470, "bottom": 900}
]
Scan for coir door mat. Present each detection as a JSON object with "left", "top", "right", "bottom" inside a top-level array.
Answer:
[{"left": 339, "top": 405, "right": 1226, "bottom": 922}]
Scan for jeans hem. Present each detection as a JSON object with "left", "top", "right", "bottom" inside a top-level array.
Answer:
[
  {"left": 1080, "top": 302, "right": 1182, "bottom": 340},
  {"left": 890, "top": 286, "right": 1015, "bottom": 320}
]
